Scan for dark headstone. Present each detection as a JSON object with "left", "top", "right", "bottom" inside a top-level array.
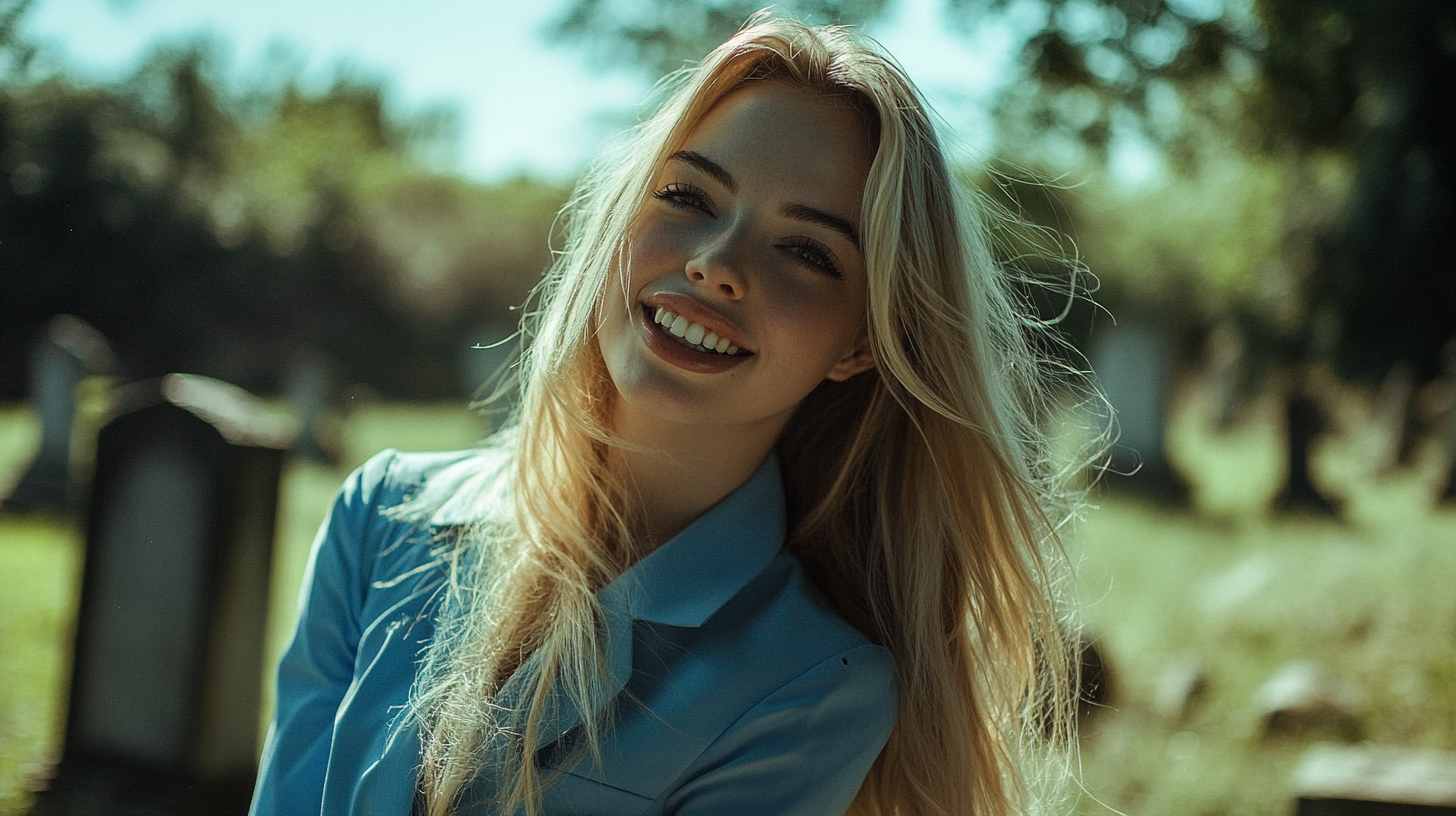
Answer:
[
  {"left": 1090, "top": 319, "right": 1184, "bottom": 499},
  {"left": 31, "top": 374, "right": 292, "bottom": 816},
  {"left": 282, "top": 346, "right": 338, "bottom": 464},
  {"left": 4, "top": 316, "right": 117, "bottom": 513}
]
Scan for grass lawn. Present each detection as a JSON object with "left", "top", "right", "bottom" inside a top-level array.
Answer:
[
  {"left": 0, "top": 392, "right": 1452, "bottom": 815},
  {"left": 1069, "top": 500, "right": 1456, "bottom": 815}
]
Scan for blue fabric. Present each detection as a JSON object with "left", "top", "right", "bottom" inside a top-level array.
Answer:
[{"left": 249, "top": 448, "right": 898, "bottom": 816}]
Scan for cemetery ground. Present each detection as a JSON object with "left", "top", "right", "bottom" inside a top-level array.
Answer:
[{"left": 0, "top": 390, "right": 1453, "bottom": 816}]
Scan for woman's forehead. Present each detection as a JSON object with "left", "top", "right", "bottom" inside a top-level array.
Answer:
[
  {"left": 670, "top": 82, "right": 874, "bottom": 209},
  {"left": 685, "top": 80, "right": 875, "bottom": 148}
]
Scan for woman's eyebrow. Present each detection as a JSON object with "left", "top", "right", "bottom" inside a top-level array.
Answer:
[
  {"left": 781, "top": 203, "right": 860, "bottom": 250},
  {"left": 669, "top": 150, "right": 737, "bottom": 193}
]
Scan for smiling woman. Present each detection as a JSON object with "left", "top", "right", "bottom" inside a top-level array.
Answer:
[{"left": 249, "top": 12, "right": 1084, "bottom": 816}]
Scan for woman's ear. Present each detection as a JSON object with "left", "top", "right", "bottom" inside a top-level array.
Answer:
[{"left": 825, "top": 336, "right": 876, "bottom": 382}]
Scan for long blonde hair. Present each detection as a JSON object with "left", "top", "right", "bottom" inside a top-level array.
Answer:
[{"left": 410, "top": 14, "right": 1082, "bottom": 816}]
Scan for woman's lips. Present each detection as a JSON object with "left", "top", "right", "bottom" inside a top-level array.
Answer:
[
  {"left": 650, "top": 306, "right": 741, "bottom": 354},
  {"left": 642, "top": 293, "right": 750, "bottom": 352},
  {"left": 636, "top": 302, "right": 752, "bottom": 374}
]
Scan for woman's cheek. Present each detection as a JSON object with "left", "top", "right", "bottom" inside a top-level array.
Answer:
[
  {"left": 629, "top": 215, "right": 697, "bottom": 268},
  {"left": 757, "top": 263, "right": 843, "bottom": 315}
]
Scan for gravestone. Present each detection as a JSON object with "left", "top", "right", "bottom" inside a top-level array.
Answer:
[
  {"left": 31, "top": 374, "right": 292, "bottom": 816},
  {"left": 1090, "top": 318, "right": 1183, "bottom": 498},
  {"left": 1294, "top": 744, "right": 1456, "bottom": 815},
  {"left": 282, "top": 346, "right": 337, "bottom": 464},
  {"left": 4, "top": 315, "right": 117, "bottom": 512}
]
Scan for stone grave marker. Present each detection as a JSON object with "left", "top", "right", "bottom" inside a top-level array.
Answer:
[
  {"left": 31, "top": 374, "right": 292, "bottom": 816},
  {"left": 282, "top": 346, "right": 337, "bottom": 463},
  {"left": 1294, "top": 743, "right": 1456, "bottom": 815},
  {"left": 1090, "top": 318, "right": 1182, "bottom": 497},
  {"left": 4, "top": 315, "right": 116, "bottom": 512}
]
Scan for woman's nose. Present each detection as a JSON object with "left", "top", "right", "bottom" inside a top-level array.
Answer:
[{"left": 685, "top": 225, "right": 748, "bottom": 299}]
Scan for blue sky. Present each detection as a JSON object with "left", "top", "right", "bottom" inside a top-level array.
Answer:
[{"left": 26, "top": 0, "right": 1037, "bottom": 183}]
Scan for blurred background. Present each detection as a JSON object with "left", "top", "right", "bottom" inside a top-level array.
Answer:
[{"left": 0, "top": 0, "right": 1452, "bottom": 814}]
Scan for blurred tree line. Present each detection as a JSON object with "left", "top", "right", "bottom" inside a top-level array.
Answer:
[
  {"left": 0, "top": 0, "right": 567, "bottom": 401},
  {"left": 963, "top": 0, "right": 1456, "bottom": 502}
]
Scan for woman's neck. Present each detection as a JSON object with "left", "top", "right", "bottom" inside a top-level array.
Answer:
[{"left": 609, "top": 402, "right": 787, "bottom": 551}]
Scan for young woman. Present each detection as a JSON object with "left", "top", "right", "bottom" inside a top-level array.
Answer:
[{"left": 250, "top": 14, "right": 1081, "bottom": 816}]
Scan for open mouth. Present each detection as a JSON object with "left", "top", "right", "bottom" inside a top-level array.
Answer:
[{"left": 647, "top": 305, "right": 750, "bottom": 357}]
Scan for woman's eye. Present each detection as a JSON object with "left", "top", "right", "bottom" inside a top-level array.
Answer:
[
  {"left": 652, "top": 182, "right": 712, "bottom": 214},
  {"left": 782, "top": 237, "right": 843, "bottom": 279}
]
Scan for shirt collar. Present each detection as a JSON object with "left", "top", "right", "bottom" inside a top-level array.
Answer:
[
  {"left": 426, "top": 451, "right": 785, "bottom": 753},
  {"left": 427, "top": 449, "right": 786, "bottom": 628},
  {"left": 603, "top": 453, "right": 785, "bottom": 628}
]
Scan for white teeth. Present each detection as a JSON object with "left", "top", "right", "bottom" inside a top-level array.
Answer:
[{"left": 649, "top": 307, "right": 744, "bottom": 356}]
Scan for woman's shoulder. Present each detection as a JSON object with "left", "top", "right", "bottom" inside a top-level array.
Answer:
[{"left": 343, "top": 445, "right": 510, "bottom": 525}]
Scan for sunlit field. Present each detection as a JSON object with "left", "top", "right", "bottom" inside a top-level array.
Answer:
[{"left": 0, "top": 391, "right": 1452, "bottom": 816}]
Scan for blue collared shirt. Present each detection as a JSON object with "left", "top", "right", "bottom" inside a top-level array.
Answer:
[{"left": 250, "top": 448, "right": 897, "bottom": 815}]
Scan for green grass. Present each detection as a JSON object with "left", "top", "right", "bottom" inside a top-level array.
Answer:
[
  {"left": 1065, "top": 379, "right": 1456, "bottom": 815},
  {"left": 0, "top": 517, "right": 80, "bottom": 810},
  {"left": 1069, "top": 501, "right": 1456, "bottom": 816},
  {"left": 1, "top": 392, "right": 1453, "bottom": 816}
]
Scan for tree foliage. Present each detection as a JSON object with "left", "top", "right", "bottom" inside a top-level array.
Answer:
[
  {"left": 954, "top": 0, "right": 1374, "bottom": 164},
  {"left": 956, "top": 0, "right": 1455, "bottom": 381},
  {"left": 1, "top": 35, "right": 567, "bottom": 400},
  {"left": 550, "top": 0, "right": 888, "bottom": 76}
]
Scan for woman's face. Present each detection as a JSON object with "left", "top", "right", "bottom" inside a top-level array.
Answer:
[{"left": 596, "top": 82, "right": 877, "bottom": 439}]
